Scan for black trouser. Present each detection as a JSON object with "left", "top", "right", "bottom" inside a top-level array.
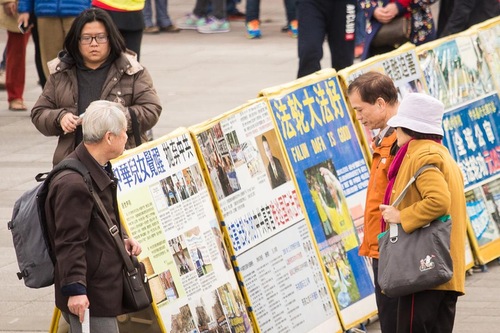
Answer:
[
  {"left": 120, "top": 30, "right": 143, "bottom": 61},
  {"left": 296, "top": 0, "right": 355, "bottom": 78},
  {"left": 373, "top": 258, "right": 399, "bottom": 333},
  {"left": 397, "top": 290, "right": 459, "bottom": 333}
]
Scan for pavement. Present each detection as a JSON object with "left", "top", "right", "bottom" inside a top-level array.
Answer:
[{"left": 0, "top": 1, "right": 500, "bottom": 332}]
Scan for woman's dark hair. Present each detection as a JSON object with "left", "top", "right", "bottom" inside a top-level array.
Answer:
[
  {"left": 347, "top": 71, "right": 399, "bottom": 106},
  {"left": 64, "top": 8, "right": 126, "bottom": 65},
  {"left": 400, "top": 127, "right": 443, "bottom": 141}
]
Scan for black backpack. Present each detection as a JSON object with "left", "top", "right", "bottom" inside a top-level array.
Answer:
[{"left": 8, "top": 159, "right": 92, "bottom": 288}]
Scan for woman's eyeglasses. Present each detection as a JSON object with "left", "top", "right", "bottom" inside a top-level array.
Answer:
[{"left": 79, "top": 34, "right": 108, "bottom": 45}]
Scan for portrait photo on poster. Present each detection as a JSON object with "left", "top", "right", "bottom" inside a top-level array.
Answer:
[{"left": 257, "top": 130, "right": 290, "bottom": 190}]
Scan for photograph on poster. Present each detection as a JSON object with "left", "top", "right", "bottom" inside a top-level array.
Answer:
[
  {"left": 170, "top": 304, "right": 198, "bottom": 333},
  {"left": 323, "top": 243, "right": 360, "bottom": 310},
  {"left": 158, "top": 270, "right": 179, "bottom": 303},
  {"left": 304, "top": 159, "right": 359, "bottom": 249},
  {"left": 212, "top": 225, "right": 232, "bottom": 271},
  {"left": 160, "top": 176, "right": 179, "bottom": 206},
  {"left": 197, "top": 125, "right": 242, "bottom": 200},
  {"left": 191, "top": 291, "right": 231, "bottom": 333},
  {"left": 173, "top": 172, "right": 190, "bottom": 201},
  {"left": 169, "top": 236, "right": 194, "bottom": 275},
  {"left": 190, "top": 164, "right": 206, "bottom": 192},
  {"left": 216, "top": 283, "right": 253, "bottom": 333},
  {"left": 418, "top": 38, "right": 490, "bottom": 109},
  {"left": 184, "top": 226, "right": 214, "bottom": 278},
  {"left": 465, "top": 177, "right": 500, "bottom": 246},
  {"left": 397, "top": 78, "right": 425, "bottom": 99},
  {"left": 257, "top": 130, "right": 290, "bottom": 189},
  {"left": 478, "top": 24, "right": 500, "bottom": 89},
  {"left": 240, "top": 140, "right": 262, "bottom": 177},
  {"left": 183, "top": 167, "right": 199, "bottom": 196}
]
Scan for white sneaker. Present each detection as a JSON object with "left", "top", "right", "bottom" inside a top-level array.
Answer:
[
  {"left": 197, "top": 17, "right": 230, "bottom": 34},
  {"left": 177, "top": 13, "right": 206, "bottom": 30}
]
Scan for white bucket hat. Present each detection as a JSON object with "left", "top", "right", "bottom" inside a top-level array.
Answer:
[{"left": 387, "top": 93, "right": 444, "bottom": 136}]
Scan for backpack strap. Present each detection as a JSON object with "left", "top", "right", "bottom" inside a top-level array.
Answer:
[{"left": 38, "top": 159, "right": 93, "bottom": 192}]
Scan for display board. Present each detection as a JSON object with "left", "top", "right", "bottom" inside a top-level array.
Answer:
[
  {"left": 190, "top": 99, "right": 343, "bottom": 333},
  {"left": 260, "top": 69, "right": 377, "bottom": 330},
  {"left": 416, "top": 26, "right": 500, "bottom": 265},
  {"left": 111, "top": 129, "right": 254, "bottom": 333}
]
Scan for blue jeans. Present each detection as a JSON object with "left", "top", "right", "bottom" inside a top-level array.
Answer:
[
  {"left": 143, "top": 0, "right": 172, "bottom": 28},
  {"left": 246, "top": 0, "right": 296, "bottom": 23}
]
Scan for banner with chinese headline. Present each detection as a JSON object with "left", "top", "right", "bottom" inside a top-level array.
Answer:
[
  {"left": 190, "top": 99, "right": 343, "bottom": 333},
  {"left": 111, "top": 129, "right": 254, "bottom": 333},
  {"left": 260, "top": 69, "right": 377, "bottom": 330},
  {"left": 417, "top": 29, "right": 500, "bottom": 264}
]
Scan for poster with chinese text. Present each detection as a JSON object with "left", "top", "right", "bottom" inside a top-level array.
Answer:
[
  {"left": 260, "top": 69, "right": 377, "bottom": 330},
  {"left": 190, "top": 99, "right": 343, "bottom": 333},
  {"left": 112, "top": 129, "right": 254, "bottom": 333}
]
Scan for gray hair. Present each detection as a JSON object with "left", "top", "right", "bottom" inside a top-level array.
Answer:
[{"left": 82, "top": 100, "right": 127, "bottom": 143}]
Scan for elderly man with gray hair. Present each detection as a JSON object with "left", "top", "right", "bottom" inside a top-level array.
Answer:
[{"left": 44, "top": 100, "right": 142, "bottom": 333}]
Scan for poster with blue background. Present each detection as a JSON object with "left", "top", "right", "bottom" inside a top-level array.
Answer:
[{"left": 260, "top": 70, "right": 377, "bottom": 328}]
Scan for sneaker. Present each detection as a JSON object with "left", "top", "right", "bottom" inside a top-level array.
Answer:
[
  {"left": 177, "top": 14, "right": 206, "bottom": 30},
  {"left": 197, "top": 17, "right": 230, "bottom": 34},
  {"left": 288, "top": 20, "right": 298, "bottom": 38},
  {"left": 246, "top": 19, "right": 261, "bottom": 39},
  {"left": 144, "top": 26, "right": 160, "bottom": 34}
]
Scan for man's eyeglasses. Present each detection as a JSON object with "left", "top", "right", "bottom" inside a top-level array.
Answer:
[{"left": 79, "top": 34, "right": 108, "bottom": 45}]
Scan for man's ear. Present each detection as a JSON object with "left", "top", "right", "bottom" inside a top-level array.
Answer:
[
  {"left": 104, "top": 131, "right": 113, "bottom": 145},
  {"left": 377, "top": 97, "right": 387, "bottom": 109}
]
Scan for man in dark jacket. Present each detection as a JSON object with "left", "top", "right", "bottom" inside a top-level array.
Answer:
[
  {"left": 438, "top": 0, "right": 500, "bottom": 37},
  {"left": 45, "top": 100, "right": 142, "bottom": 332}
]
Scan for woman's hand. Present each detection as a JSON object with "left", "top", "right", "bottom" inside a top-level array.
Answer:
[
  {"left": 380, "top": 204, "right": 401, "bottom": 224},
  {"left": 374, "top": 3, "right": 399, "bottom": 24},
  {"left": 60, "top": 113, "right": 82, "bottom": 134}
]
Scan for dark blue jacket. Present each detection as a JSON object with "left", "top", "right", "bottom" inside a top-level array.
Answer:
[{"left": 18, "top": 0, "right": 90, "bottom": 17}]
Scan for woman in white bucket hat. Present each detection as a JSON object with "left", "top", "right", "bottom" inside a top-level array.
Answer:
[{"left": 379, "top": 93, "right": 468, "bottom": 332}]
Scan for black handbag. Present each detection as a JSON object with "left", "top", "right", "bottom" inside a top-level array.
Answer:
[
  {"left": 378, "top": 165, "right": 453, "bottom": 298},
  {"left": 371, "top": 16, "right": 411, "bottom": 48},
  {"left": 91, "top": 190, "right": 153, "bottom": 312}
]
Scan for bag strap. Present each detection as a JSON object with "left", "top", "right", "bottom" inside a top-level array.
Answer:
[
  {"left": 388, "top": 164, "right": 437, "bottom": 240},
  {"left": 391, "top": 164, "right": 436, "bottom": 207},
  {"left": 129, "top": 108, "right": 142, "bottom": 147},
  {"left": 90, "top": 182, "right": 136, "bottom": 273}
]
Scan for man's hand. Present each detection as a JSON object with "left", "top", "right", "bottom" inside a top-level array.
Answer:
[
  {"left": 67, "top": 295, "right": 89, "bottom": 323},
  {"left": 124, "top": 237, "right": 142, "bottom": 256}
]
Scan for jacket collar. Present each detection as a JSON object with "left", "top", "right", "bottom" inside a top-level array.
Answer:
[{"left": 73, "top": 143, "right": 115, "bottom": 192}]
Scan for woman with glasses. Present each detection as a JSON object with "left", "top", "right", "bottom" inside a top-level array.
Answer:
[{"left": 31, "top": 8, "right": 162, "bottom": 166}]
